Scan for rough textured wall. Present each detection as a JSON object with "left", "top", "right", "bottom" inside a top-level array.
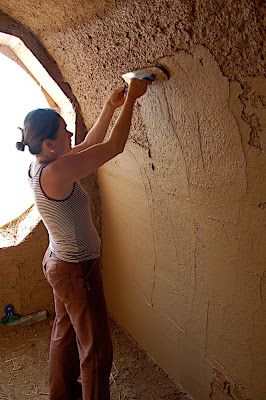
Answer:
[
  {"left": 0, "top": 223, "right": 52, "bottom": 315},
  {"left": 0, "top": 1, "right": 265, "bottom": 399}
]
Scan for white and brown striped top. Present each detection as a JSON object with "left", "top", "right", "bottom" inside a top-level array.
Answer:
[{"left": 28, "top": 161, "right": 101, "bottom": 263}]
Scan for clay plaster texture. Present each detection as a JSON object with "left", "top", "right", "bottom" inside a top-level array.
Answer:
[{"left": 0, "top": 1, "right": 265, "bottom": 399}]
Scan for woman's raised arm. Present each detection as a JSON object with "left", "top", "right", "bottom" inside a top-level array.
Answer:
[
  {"left": 48, "top": 78, "right": 150, "bottom": 184},
  {"left": 71, "top": 84, "right": 127, "bottom": 153}
]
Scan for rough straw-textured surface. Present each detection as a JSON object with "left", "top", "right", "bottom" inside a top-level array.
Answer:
[
  {"left": 0, "top": 1, "right": 265, "bottom": 399},
  {"left": 0, "top": 320, "right": 192, "bottom": 400}
]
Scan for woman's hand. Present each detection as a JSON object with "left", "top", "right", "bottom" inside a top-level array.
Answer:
[
  {"left": 107, "top": 84, "right": 127, "bottom": 109},
  {"left": 107, "top": 79, "right": 150, "bottom": 109},
  {"left": 127, "top": 78, "right": 151, "bottom": 100}
]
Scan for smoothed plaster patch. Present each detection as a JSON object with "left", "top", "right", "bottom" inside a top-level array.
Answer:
[{"left": 101, "top": 44, "right": 266, "bottom": 400}]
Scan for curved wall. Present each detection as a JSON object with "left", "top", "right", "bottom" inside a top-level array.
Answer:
[{"left": 0, "top": 2, "right": 265, "bottom": 399}]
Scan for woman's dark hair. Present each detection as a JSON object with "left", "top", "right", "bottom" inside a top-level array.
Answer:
[{"left": 16, "top": 108, "right": 61, "bottom": 155}]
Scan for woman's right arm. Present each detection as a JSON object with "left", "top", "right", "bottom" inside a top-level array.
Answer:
[
  {"left": 50, "top": 78, "right": 149, "bottom": 184},
  {"left": 70, "top": 83, "right": 126, "bottom": 153}
]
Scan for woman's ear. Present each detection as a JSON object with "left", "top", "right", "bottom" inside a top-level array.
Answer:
[{"left": 43, "top": 138, "right": 55, "bottom": 153}]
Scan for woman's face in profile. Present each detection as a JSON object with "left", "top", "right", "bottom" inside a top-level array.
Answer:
[{"left": 52, "top": 118, "right": 73, "bottom": 156}]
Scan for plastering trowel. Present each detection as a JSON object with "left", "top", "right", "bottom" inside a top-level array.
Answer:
[{"left": 122, "top": 66, "right": 169, "bottom": 92}]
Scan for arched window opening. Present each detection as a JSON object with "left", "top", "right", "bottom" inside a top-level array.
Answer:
[
  {"left": 0, "top": 32, "right": 75, "bottom": 247},
  {"left": 0, "top": 52, "right": 48, "bottom": 228}
]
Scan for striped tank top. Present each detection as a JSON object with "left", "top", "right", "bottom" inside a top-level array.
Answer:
[{"left": 28, "top": 161, "right": 101, "bottom": 263}]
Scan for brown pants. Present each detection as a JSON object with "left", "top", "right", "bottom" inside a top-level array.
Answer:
[{"left": 42, "top": 249, "right": 113, "bottom": 400}]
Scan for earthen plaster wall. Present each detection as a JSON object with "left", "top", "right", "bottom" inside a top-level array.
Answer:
[{"left": 0, "top": 1, "right": 265, "bottom": 399}]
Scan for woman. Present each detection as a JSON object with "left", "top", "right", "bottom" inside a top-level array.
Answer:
[{"left": 16, "top": 78, "right": 150, "bottom": 400}]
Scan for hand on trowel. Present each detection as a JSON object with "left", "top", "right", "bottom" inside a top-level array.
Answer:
[{"left": 122, "top": 66, "right": 169, "bottom": 92}]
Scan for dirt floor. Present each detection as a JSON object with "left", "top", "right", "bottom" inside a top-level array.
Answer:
[{"left": 0, "top": 319, "right": 193, "bottom": 400}]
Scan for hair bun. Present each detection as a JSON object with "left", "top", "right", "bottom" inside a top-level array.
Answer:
[{"left": 16, "top": 141, "right": 25, "bottom": 151}]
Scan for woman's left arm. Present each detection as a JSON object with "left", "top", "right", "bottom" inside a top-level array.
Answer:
[{"left": 70, "top": 84, "right": 126, "bottom": 153}]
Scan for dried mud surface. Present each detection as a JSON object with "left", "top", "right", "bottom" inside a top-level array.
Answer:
[{"left": 0, "top": 319, "right": 192, "bottom": 400}]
